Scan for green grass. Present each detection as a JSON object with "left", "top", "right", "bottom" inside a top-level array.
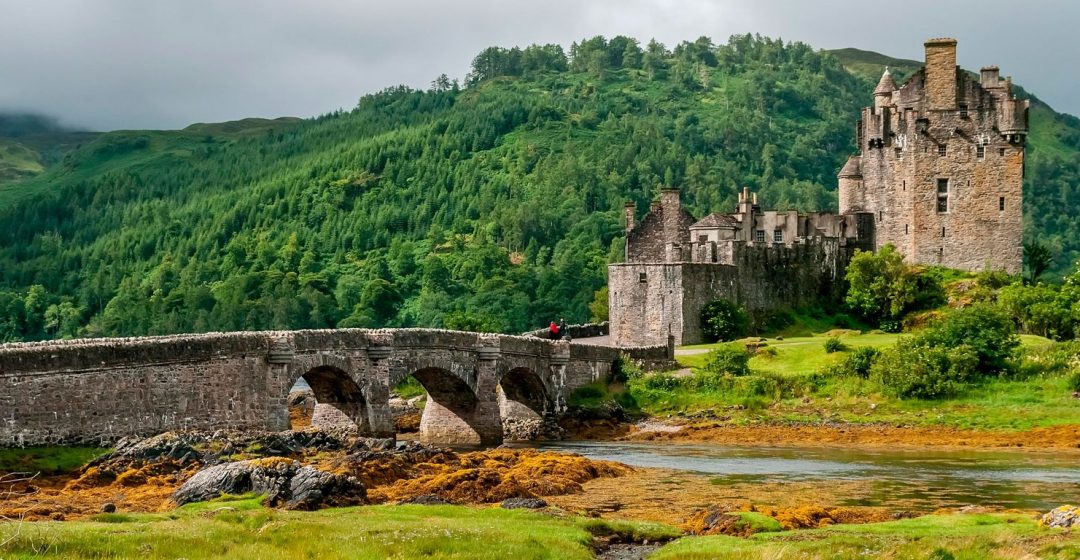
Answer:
[
  {"left": 636, "top": 332, "right": 1076, "bottom": 430},
  {"left": 0, "top": 446, "right": 108, "bottom": 475},
  {"left": 0, "top": 496, "right": 679, "bottom": 560},
  {"left": 393, "top": 376, "right": 427, "bottom": 399},
  {"left": 652, "top": 513, "right": 1080, "bottom": 560}
]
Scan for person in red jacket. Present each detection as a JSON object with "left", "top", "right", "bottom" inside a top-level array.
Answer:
[{"left": 548, "top": 321, "right": 560, "bottom": 340}]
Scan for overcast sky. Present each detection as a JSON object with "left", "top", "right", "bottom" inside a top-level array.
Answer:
[{"left": 1, "top": 0, "right": 1075, "bottom": 131}]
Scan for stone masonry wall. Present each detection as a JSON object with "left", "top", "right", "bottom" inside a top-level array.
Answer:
[
  {"left": 0, "top": 328, "right": 661, "bottom": 447},
  {"left": 610, "top": 240, "right": 850, "bottom": 346}
]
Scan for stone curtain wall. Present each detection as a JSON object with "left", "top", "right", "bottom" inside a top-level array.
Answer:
[
  {"left": 609, "top": 240, "right": 851, "bottom": 346},
  {"left": 0, "top": 329, "right": 666, "bottom": 447}
]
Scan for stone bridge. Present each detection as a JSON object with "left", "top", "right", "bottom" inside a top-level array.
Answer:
[{"left": 0, "top": 329, "right": 672, "bottom": 447}]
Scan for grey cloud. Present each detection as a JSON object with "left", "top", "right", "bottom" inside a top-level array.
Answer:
[{"left": 0, "top": 0, "right": 1074, "bottom": 130}]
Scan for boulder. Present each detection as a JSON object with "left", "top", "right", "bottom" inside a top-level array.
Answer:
[
  {"left": 172, "top": 458, "right": 365, "bottom": 510},
  {"left": 500, "top": 497, "right": 548, "bottom": 510},
  {"left": 1041, "top": 505, "right": 1080, "bottom": 528}
]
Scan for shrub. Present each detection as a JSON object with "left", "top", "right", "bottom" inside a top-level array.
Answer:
[
  {"left": 845, "top": 245, "right": 943, "bottom": 324},
  {"left": 700, "top": 299, "right": 749, "bottom": 342},
  {"left": 823, "top": 336, "right": 846, "bottom": 353},
  {"left": 833, "top": 346, "right": 880, "bottom": 378},
  {"left": 1068, "top": 368, "right": 1080, "bottom": 393},
  {"left": 702, "top": 343, "right": 751, "bottom": 377},
  {"left": 920, "top": 304, "right": 1019, "bottom": 375},
  {"left": 871, "top": 339, "right": 978, "bottom": 399},
  {"left": 641, "top": 373, "right": 683, "bottom": 391}
]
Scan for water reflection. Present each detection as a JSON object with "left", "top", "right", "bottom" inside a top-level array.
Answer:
[{"left": 522, "top": 440, "right": 1080, "bottom": 510}]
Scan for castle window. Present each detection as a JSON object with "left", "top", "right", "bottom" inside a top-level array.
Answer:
[
  {"left": 905, "top": 224, "right": 909, "bottom": 234},
  {"left": 976, "top": 145, "right": 985, "bottom": 160},
  {"left": 959, "top": 105, "right": 969, "bottom": 118},
  {"left": 638, "top": 272, "right": 647, "bottom": 283},
  {"left": 773, "top": 229, "right": 783, "bottom": 243},
  {"left": 755, "top": 230, "right": 765, "bottom": 243},
  {"left": 937, "top": 179, "right": 949, "bottom": 213},
  {"left": 902, "top": 180, "right": 906, "bottom": 191},
  {"left": 938, "top": 144, "right": 947, "bottom": 156},
  {"left": 999, "top": 148, "right": 1006, "bottom": 156},
  {"left": 942, "top": 227, "right": 946, "bottom": 238},
  {"left": 999, "top": 197, "right": 1005, "bottom": 211}
]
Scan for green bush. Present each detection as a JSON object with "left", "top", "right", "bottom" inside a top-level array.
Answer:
[
  {"left": 920, "top": 304, "right": 1019, "bottom": 375},
  {"left": 846, "top": 346, "right": 880, "bottom": 378},
  {"left": 702, "top": 343, "right": 751, "bottom": 377},
  {"left": 700, "top": 299, "right": 749, "bottom": 342},
  {"left": 641, "top": 373, "right": 683, "bottom": 391},
  {"left": 1068, "top": 368, "right": 1080, "bottom": 393},
  {"left": 823, "top": 336, "right": 846, "bottom": 353},
  {"left": 871, "top": 339, "right": 978, "bottom": 399}
]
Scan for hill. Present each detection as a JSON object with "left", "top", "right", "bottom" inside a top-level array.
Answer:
[{"left": 0, "top": 35, "right": 1076, "bottom": 341}]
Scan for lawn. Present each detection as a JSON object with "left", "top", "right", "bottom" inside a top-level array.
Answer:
[
  {"left": 0, "top": 495, "right": 679, "bottom": 560},
  {"left": 619, "top": 331, "right": 1079, "bottom": 431},
  {"left": 653, "top": 513, "right": 1080, "bottom": 560}
]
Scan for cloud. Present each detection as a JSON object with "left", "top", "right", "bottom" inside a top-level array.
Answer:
[{"left": 0, "top": 0, "right": 1074, "bottom": 130}]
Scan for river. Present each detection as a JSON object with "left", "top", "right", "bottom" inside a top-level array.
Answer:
[{"left": 524, "top": 440, "right": 1080, "bottom": 511}]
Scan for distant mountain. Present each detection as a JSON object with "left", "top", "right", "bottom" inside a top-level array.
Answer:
[
  {"left": 0, "top": 112, "right": 98, "bottom": 182},
  {"left": 0, "top": 35, "right": 1076, "bottom": 342}
]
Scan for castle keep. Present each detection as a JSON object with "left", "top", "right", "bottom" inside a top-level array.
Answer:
[
  {"left": 609, "top": 39, "right": 1026, "bottom": 347},
  {"left": 839, "top": 38, "right": 1028, "bottom": 273}
]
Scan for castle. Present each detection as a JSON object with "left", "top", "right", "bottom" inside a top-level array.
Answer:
[{"left": 609, "top": 39, "right": 1028, "bottom": 347}]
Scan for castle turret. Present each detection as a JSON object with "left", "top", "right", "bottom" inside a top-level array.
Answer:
[
  {"left": 837, "top": 156, "right": 864, "bottom": 213},
  {"left": 873, "top": 68, "right": 897, "bottom": 109}
]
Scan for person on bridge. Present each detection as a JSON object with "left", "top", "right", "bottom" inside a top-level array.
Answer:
[
  {"left": 559, "top": 318, "right": 569, "bottom": 341},
  {"left": 548, "top": 321, "right": 560, "bottom": 340}
]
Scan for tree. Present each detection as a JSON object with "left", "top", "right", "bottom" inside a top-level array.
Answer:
[
  {"left": 700, "top": 299, "right": 749, "bottom": 342},
  {"left": 588, "top": 286, "right": 608, "bottom": 322},
  {"left": 1023, "top": 240, "right": 1053, "bottom": 284},
  {"left": 844, "top": 245, "right": 937, "bottom": 327}
]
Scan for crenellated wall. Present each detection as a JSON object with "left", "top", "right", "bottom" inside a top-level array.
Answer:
[{"left": 0, "top": 329, "right": 669, "bottom": 447}]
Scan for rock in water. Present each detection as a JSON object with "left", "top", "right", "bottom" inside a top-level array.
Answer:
[
  {"left": 172, "top": 458, "right": 365, "bottom": 510},
  {"left": 1041, "top": 505, "right": 1080, "bottom": 528}
]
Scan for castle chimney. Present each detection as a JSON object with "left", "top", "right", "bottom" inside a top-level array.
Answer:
[
  {"left": 752, "top": 192, "right": 758, "bottom": 206},
  {"left": 924, "top": 38, "right": 958, "bottom": 110},
  {"left": 980, "top": 66, "right": 1000, "bottom": 89},
  {"left": 660, "top": 188, "right": 683, "bottom": 261},
  {"left": 623, "top": 201, "right": 636, "bottom": 233}
]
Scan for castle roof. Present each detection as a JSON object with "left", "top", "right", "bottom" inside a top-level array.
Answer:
[
  {"left": 874, "top": 68, "right": 898, "bottom": 95},
  {"left": 838, "top": 156, "right": 862, "bottom": 178},
  {"left": 690, "top": 212, "right": 739, "bottom": 229}
]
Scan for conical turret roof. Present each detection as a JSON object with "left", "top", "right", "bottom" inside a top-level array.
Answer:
[
  {"left": 874, "top": 67, "right": 898, "bottom": 95},
  {"left": 838, "top": 156, "right": 862, "bottom": 178}
]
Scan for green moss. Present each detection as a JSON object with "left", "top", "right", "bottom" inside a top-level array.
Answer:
[{"left": 0, "top": 446, "right": 109, "bottom": 475}]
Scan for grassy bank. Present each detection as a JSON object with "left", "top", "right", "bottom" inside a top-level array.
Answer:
[
  {"left": 607, "top": 332, "right": 1080, "bottom": 432},
  {"left": 0, "top": 497, "right": 1074, "bottom": 559},
  {"left": 653, "top": 513, "right": 1080, "bottom": 559},
  {"left": 0, "top": 447, "right": 108, "bottom": 475},
  {"left": 0, "top": 495, "right": 678, "bottom": 560}
]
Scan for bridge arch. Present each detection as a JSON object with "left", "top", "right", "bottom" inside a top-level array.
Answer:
[
  {"left": 498, "top": 366, "right": 555, "bottom": 441},
  {"left": 400, "top": 365, "right": 498, "bottom": 445},
  {"left": 285, "top": 354, "right": 369, "bottom": 432}
]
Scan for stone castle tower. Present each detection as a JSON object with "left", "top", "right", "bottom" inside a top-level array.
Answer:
[{"left": 838, "top": 38, "right": 1028, "bottom": 273}]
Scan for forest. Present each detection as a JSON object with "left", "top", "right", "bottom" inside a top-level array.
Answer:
[{"left": 0, "top": 34, "right": 1077, "bottom": 341}]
